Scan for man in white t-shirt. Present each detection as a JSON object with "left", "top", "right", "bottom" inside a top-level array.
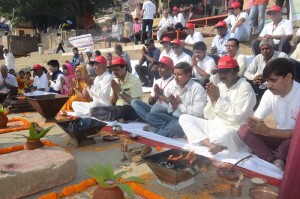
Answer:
[
  {"left": 191, "top": 41, "right": 216, "bottom": 86},
  {"left": 224, "top": 1, "right": 250, "bottom": 42},
  {"left": 32, "top": 64, "right": 48, "bottom": 92},
  {"left": 252, "top": 6, "right": 293, "bottom": 56},
  {"left": 173, "top": 6, "right": 185, "bottom": 30},
  {"left": 183, "top": 23, "right": 204, "bottom": 47},
  {"left": 239, "top": 58, "right": 300, "bottom": 170},
  {"left": 170, "top": 39, "right": 191, "bottom": 65},
  {"left": 141, "top": 0, "right": 156, "bottom": 44},
  {"left": 131, "top": 56, "right": 175, "bottom": 121},
  {"left": 226, "top": 38, "right": 247, "bottom": 77},
  {"left": 156, "top": 9, "right": 174, "bottom": 41}
]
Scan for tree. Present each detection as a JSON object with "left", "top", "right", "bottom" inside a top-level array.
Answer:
[{"left": 0, "top": 0, "right": 116, "bottom": 29}]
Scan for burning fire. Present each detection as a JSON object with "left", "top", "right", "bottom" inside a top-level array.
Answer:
[{"left": 167, "top": 151, "right": 196, "bottom": 165}]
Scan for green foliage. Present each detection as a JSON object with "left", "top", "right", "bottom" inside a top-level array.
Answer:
[
  {"left": 15, "top": 123, "right": 53, "bottom": 140},
  {"left": 0, "top": 104, "right": 9, "bottom": 113},
  {"left": 86, "top": 163, "right": 145, "bottom": 198},
  {"left": 0, "top": 0, "right": 117, "bottom": 28}
]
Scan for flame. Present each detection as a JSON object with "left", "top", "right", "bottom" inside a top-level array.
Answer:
[{"left": 167, "top": 151, "right": 196, "bottom": 165}]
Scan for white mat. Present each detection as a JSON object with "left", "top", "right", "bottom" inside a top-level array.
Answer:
[{"left": 103, "top": 121, "right": 283, "bottom": 180}]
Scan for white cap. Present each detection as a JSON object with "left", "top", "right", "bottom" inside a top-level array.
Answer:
[{"left": 84, "top": 48, "right": 93, "bottom": 54}]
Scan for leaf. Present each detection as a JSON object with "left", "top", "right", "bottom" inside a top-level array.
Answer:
[
  {"left": 114, "top": 171, "right": 126, "bottom": 181},
  {"left": 122, "top": 176, "right": 145, "bottom": 184},
  {"left": 105, "top": 164, "right": 115, "bottom": 179},
  {"left": 29, "top": 123, "right": 38, "bottom": 139},
  {"left": 117, "top": 184, "right": 135, "bottom": 198},
  {"left": 36, "top": 126, "right": 53, "bottom": 139},
  {"left": 13, "top": 134, "right": 29, "bottom": 139}
]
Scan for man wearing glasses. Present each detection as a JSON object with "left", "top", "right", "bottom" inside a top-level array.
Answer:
[
  {"left": 252, "top": 6, "right": 293, "bottom": 56},
  {"left": 170, "top": 39, "right": 191, "bottom": 65},
  {"left": 156, "top": 10, "right": 174, "bottom": 41},
  {"left": 223, "top": 2, "right": 250, "bottom": 42}
]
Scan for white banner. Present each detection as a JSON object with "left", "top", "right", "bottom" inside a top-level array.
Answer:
[
  {"left": 290, "top": 0, "right": 300, "bottom": 22},
  {"left": 68, "top": 34, "right": 94, "bottom": 48}
]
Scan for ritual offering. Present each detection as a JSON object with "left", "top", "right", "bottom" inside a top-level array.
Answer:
[
  {"left": 120, "top": 139, "right": 128, "bottom": 152},
  {"left": 129, "top": 133, "right": 139, "bottom": 140},
  {"left": 251, "top": 177, "right": 268, "bottom": 186},
  {"left": 249, "top": 186, "right": 278, "bottom": 199},
  {"left": 102, "top": 135, "right": 120, "bottom": 141}
]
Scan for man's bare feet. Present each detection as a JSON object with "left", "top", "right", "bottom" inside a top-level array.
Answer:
[
  {"left": 209, "top": 144, "right": 224, "bottom": 155},
  {"left": 273, "top": 159, "right": 285, "bottom": 171}
]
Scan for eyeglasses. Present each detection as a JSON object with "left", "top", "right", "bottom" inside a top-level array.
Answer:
[
  {"left": 163, "top": 13, "right": 168, "bottom": 14},
  {"left": 171, "top": 45, "right": 180, "bottom": 49},
  {"left": 225, "top": 45, "right": 237, "bottom": 48}
]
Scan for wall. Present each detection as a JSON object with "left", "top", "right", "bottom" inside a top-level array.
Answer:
[{"left": 9, "top": 35, "right": 39, "bottom": 55}]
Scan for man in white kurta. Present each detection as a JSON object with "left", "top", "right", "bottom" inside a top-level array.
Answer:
[
  {"left": 72, "top": 56, "right": 113, "bottom": 115},
  {"left": 156, "top": 10, "right": 174, "bottom": 41},
  {"left": 179, "top": 56, "right": 256, "bottom": 154},
  {"left": 183, "top": 23, "right": 204, "bottom": 47},
  {"left": 3, "top": 49, "right": 15, "bottom": 71},
  {"left": 170, "top": 39, "right": 191, "bottom": 65}
]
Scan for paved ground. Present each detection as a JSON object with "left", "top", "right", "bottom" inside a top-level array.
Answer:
[{"left": 0, "top": 111, "right": 278, "bottom": 199}]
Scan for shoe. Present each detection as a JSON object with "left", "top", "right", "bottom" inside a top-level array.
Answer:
[
  {"left": 143, "top": 125, "right": 156, "bottom": 132},
  {"left": 273, "top": 159, "right": 285, "bottom": 171}
]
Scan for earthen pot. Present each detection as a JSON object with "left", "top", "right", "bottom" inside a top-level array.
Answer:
[
  {"left": 93, "top": 184, "right": 124, "bottom": 199},
  {"left": 24, "top": 139, "right": 44, "bottom": 150},
  {"left": 0, "top": 112, "right": 8, "bottom": 128}
]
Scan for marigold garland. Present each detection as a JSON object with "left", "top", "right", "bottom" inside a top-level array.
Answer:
[
  {"left": 0, "top": 118, "right": 31, "bottom": 134},
  {"left": 60, "top": 178, "right": 96, "bottom": 196},
  {"left": 38, "top": 192, "right": 58, "bottom": 199},
  {"left": 0, "top": 140, "right": 57, "bottom": 155}
]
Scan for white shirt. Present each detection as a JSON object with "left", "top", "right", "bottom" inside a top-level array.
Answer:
[
  {"left": 88, "top": 71, "right": 114, "bottom": 106},
  {"left": 159, "top": 48, "right": 174, "bottom": 60},
  {"left": 193, "top": 55, "right": 216, "bottom": 81},
  {"left": 170, "top": 51, "right": 191, "bottom": 65},
  {"left": 234, "top": 51, "right": 247, "bottom": 77},
  {"left": 142, "top": 0, "right": 156, "bottom": 20},
  {"left": 297, "top": 28, "right": 300, "bottom": 36},
  {"left": 185, "top": 31, "right": 204, "bottom": 45},
  {"left": 158, "top": 15, "right": 174, "bottom": 28},
  {"left": 224, "top": 12, "right": 250, "bottom": 36},
  {"left": 168, "top": 79, "right": 207, "bottom": 117},
  {"left": 33, "top": 73, "right": 48, "bottom": 90},
  {"left": 245, "top": 51, "right": 289, "bottom": 80},
  {"left": 111, "top": 23, "right": 122, "bottom": 40},
  {"left": 291, "top": 43, "right": 300, "bottom": 62},
  {"left": 3, "top": 53, "right": 15, "bottom": 70},
  {"left": 0, "top": 73, "right": 18, "bottom": 92},
  {"left": 204, "top": 78, "right": 256, "bottom": 128},
  {"left": 255, "top": 81, "right": 300, "bottom": 130},
  {"left": 173, "top": 13, "right": 185, "bottom": 27},
  {"left": 259, "top": 18, "right": 293, "bottom": 45},
  {"left": 211, "top": 31, "right": 230, "bottom": 56},
  {"left": 49, "top": 73, "right": 64, "bottom": 92},
  {"left": 151, "top": 75, "right": 174, "bottom": 108}
]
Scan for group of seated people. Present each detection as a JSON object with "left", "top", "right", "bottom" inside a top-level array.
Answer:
[{"left": 1, "top": 3, "right": 300, "bottom": 171}]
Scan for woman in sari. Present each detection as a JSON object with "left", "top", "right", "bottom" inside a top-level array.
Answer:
[
  {"left": 61, "top": 63, "right": 74, "bottom": 95},
  {"left": 61, "top": 65, "right": 91, "bottom": 111}
]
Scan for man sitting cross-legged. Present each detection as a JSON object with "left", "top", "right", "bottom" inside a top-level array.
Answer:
[
  {"left": 91, "top": 57, "right": 142, "bottom": 123},
  {"left": 239, "top": 58, "right": 300, "bottom": 170},
  {"left": 137, "top": 61, "right": 207, "bottom": 138},
  {"left": 131, "top": 56, "right": 175, "bottom": 122},
  {"left": 72, "top": 56, "right": 113, "bottom": 115},
  {"left": 179, "top": 56, "right": 256, "bottom": 154}
]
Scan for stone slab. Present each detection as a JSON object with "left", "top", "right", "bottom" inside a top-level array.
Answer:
[{"left": 0, "top": 146, "right": 77, "bottom": 199}]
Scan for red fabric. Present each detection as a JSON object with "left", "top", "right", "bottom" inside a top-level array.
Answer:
[
  {"left": 278, "top": 111, "right": 300, "bottom": 198},
  {"left": 102, "top": 126, "right": 281, "bottom": 186}
]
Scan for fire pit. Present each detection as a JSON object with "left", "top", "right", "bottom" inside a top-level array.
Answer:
[
  {"left": 56, "top": 118, "right": 107, "bottom": 147},
  {"left": 26, "top": 94, "right": 69, "bottom": 119},
  {"left": 143, "top": 149, "right": 211, "bottom": 191}
]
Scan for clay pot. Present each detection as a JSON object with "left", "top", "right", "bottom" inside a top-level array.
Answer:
[
  {"left": 24, "top": 139, "right": 44, "bottom": 150},
  {"left": 93, "top": 184, "right": 124, "bottom": 199},
  {"left": 0, "top": 112, "right": 8, "bottom": 128}
]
